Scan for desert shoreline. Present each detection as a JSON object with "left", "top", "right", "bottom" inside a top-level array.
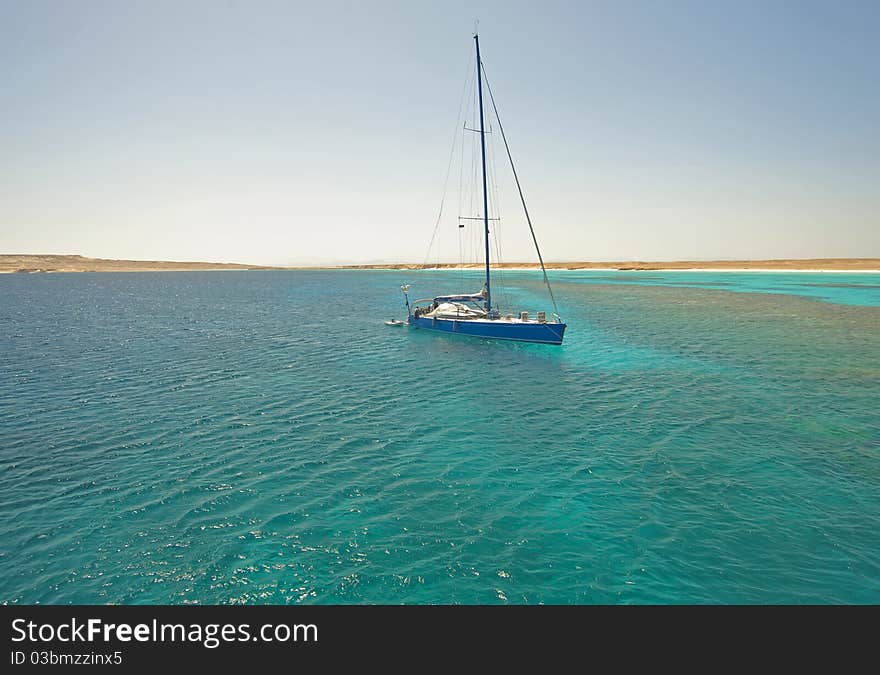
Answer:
[
  {"left": 337, "top": 259, "right": 880, "bottom": 272},
  {"left": 2, "top": 254, "right": 878, "bottom": 274},
  {"left": 0, "top": 254, "right": 282, "bottom": 274},
  {"left": 351, "top": 266, "right": 880, "bottom": 273}
]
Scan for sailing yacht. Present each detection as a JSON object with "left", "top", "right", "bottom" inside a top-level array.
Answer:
[{"left": 400, "top": 33, "right": 567, "bottom": 345}]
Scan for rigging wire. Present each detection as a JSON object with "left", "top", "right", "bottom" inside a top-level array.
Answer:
[
  {"left": 422, "top": 53, "right": 474, "bottom": 268},
  {"left": 480, "top": 62, "right": 560, "bottom": 318},
  {"left": 470, "top": 84, "right": 479, "bottom": 270},
  {"left": 458, "top": 64, "right": 475, "bottom": 292},
  {"left": 488, "top": 118, "right": 508, "bottom": 311}
]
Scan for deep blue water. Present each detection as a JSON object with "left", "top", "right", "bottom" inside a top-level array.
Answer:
[{"left": 1, "top": 270, "right": 878, "bottom": 604}]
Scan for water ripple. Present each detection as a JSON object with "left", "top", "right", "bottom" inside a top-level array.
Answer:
[{"left": 1, "top": 270, "right": 878, "bottom": 604}]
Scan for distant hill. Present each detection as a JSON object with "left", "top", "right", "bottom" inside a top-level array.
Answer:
[
  {"left": 0, "top": 255, "right": 278, "bottom": 273},
  {"left": 2, "top": 255, "right": 877, "bottom": 274}
]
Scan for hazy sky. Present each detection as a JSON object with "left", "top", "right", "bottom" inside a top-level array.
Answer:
[{"left": 1, "top": 0, "right": 878, "bottom": 265}]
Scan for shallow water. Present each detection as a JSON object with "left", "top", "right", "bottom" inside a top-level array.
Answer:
[
  {"left": 1, "top": 270, "right": 878, "bottom": 603},
  {"left": 548, "top": 269, "right": 880, "bottom": 306}
]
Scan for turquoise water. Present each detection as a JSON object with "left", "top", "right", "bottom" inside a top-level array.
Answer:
[
  {"left": 549, "top": 269, "right": 880, "bottom": 307},
  {"left": 1, "top": 270, "right": 878, "bottom": 604}
]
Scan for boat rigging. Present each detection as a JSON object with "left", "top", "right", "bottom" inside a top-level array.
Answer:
[{"left": 398, "top": 32, "right": 566, "bottom": 345}]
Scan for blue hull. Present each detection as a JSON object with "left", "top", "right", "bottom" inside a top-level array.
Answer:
[{"left": 409, "top": 316, "right": 566, "bottom": 344}]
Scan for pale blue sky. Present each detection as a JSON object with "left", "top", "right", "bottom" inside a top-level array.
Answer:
[{"left": 1, "top": 0, "right": 878, "bottom": 264}]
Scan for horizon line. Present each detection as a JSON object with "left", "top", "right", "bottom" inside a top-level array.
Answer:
[{"left": 2, "top": 254, "right": 879, "bottom": 274}]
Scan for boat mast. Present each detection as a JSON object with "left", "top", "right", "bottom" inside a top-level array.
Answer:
[{"left": 474, "top": 33, "right": 491, "bottom": 313}]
